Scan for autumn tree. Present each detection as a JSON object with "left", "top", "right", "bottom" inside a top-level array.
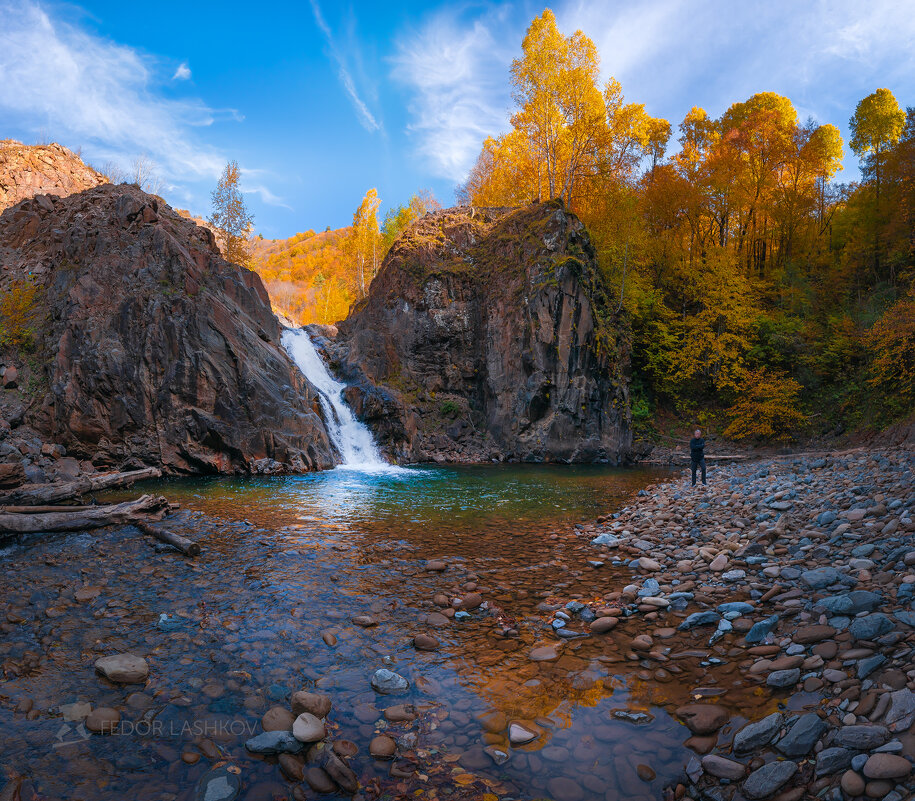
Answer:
[
  {"left": 381, "top": 190, "right": 440, "bottom": 253},
  {"left": 850, "top": 88, "right": 906, "bottom": 196},
  {"left": 210, "top": 161, "right": 254, "bottom": 268},
  {"left": 849, "top": 89, "right": 907, "bottom": 280},
  {"left": 350, "top": 189, "right": 381, "bottom": 297},
  {"left": 723, "top": 369, "right": 807, "bottom": 442}
]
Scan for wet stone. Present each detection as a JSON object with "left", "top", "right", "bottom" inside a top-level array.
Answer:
[
  {"left": 85, "top": 707, "right": 120, "bottom": 734},
  {"left": 678, "top": 611, "right": 719, "bottom": 630},
  {"left": 484, "top": 745, "right": 510, "bottom": 765},
  {"left": 278, "top": 753, "right": 306, "bottom": 781},
  {"left": 815, "top": 747, "right": 854, "bottom": 776},
  {"left": 792, "top": 624, "right": 836, "bottom": 644},
  {"left": 371, "top": 669, "right": 409, "bottom": 694},
  {"left": 94, "top": 653, "right": 148, "bottom": 684},
  {"left": 261, "top": 706, "right": 294, "bottom": 732},
  {"left": 383, "top": 703, "right": 416, "bottom": 723},
  {"left": 742, "top": 760, "right": 798, "bottom": 800},
  {"left": 305, "top": 767, "right": 336, "bottom": 794},
  {"left": 369, "top": 734, "right": 396, "bottom": 759},
  {"left": 413, "top": 633, "right": 440, "bottom": 651},
  {"left": 547, "top": 777, "right": 584, "bottom": 801},
  {"left": 776, "top": 713, "right": 827, "bottom": 757},
  {"left": 745, "top": 615, "right": 780, "bottom": 644},
  {"left": 245, "top": 730, "right": 304, "bottom": 755},
  {"left": 801, "top": 567, "right": 843, "bottom": 589},
  {"left": 841, "top": 769, "right": 866, "bottom": 796},
  {"left": 767, "top": 668, "right": 801, "bottom": 688},
  {"left": 862, "top": 753, "right": 912, "bottom": 779},
  {"left": 508, "top": 722, "right": 538, "bottom": 745},
  {"left": 834, "top": 725, "right": 890, "bottom": 750},
  {"left": 292, "top": 712, "right": 326, "bottom": 743},
  {"left": 702, "top": 754, "right": 746, "bottom": 780},
  {"left": 675, "top": 704, "right": 729, "bottom": 735},
  {"left": 291, "top": 691, "right": 332, "bottom": 718},
  {"left": 529, "top": 645, "right": 560, "bottom": 661},
  {"left": 194, "top": 766, "right": 241, "bottom": 801},
  {"left": 589, "top": 616, "right": 618, "bottom": 633}
]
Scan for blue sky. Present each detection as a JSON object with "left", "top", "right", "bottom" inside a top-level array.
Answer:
[{"left": 1, "top": 0, "right": 914, "bottom": 238}]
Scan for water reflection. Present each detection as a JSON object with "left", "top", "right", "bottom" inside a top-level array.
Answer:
[{"left": 1, "top": 463, "right": 771, "bottom": 801}]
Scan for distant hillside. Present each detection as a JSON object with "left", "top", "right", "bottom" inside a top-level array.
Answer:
[
  {"left": 249, "top": 191, "right": 441, "bottom": 326},
  {"left": 0, "top": 140, "right": 106, "bottom": 211},
  {"left": 249, "top": 226, "right": 357, "bottom": 325}
]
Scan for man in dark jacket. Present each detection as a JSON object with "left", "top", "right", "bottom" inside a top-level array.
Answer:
[{"left": 690, "top": 429, "right": 706, "bottom": 486}]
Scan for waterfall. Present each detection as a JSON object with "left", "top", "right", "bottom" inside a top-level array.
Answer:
[{"left": 281, "top": 328, "right": 386, "bottom": 469}]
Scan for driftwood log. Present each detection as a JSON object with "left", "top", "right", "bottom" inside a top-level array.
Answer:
[
  {"left": 0, "top": 504, "right": 96, "bottom": 514},
  {"left": 0, "top": 494, "right": 168, "bottom": 535},
  {"left": 134, "top": 520, "right": 201, "bottom": 556},
  {"left": 0, "top": 467, "right": 161, "bottom": 506}
]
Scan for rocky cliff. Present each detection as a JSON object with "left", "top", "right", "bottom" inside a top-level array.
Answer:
[
  {"left": 0, "top": 140, "right": 106, "bottom": 212},
  {"left": 325, "top": 201, "right": 632, "bottom": 463},
  {"left": 0, "top": 183, "right": 336, "bottom": 474}
]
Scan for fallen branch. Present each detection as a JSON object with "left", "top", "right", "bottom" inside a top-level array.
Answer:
[
  {"left": 0, "top": 504, "right": 97, "bottom": 513},
  {"left": 0, "top": 495, "right": 168, "bottom": 535},
  {"left": 0, "top": 467, "right": 161, "bottom": 506},
  {"left": 134, "top": 520, "right": 201, "bottom": 556}
]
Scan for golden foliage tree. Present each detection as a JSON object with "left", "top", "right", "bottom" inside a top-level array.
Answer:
[
  {"left": 381, "top": 190, "right": 440, "bottom": 252},
  {"left": 0, "top": 278, "right": 43, "bottom": 350},
  {"left": 209, "top": 160, "right": 254, "bottom": 268},
  {"left": 350, "top": 188, "right": 381, "bottom": 297},
  {"left": 867, "top": 293, "right": 915, "bottom": 415},
  {"left": 723, "top": 369, "right": 807, "bottom": 442}
]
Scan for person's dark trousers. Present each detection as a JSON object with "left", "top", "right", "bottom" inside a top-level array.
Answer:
[{"left": 691, "top": 458, "right": 706, "bottom": 486}]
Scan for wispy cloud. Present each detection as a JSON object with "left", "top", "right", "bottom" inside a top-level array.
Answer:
[
  {"left": 391, "top": 6, "right": 515, "bottom": 182},
  {"left": 309, "top": 0, "right": 381, "bottom": 133},
  {"left": 239, "top": 167, "right": 293, "bottom": 210},
  {"left": 393, "top": 0, "right": 915, "bottom": 185},
  {"left": 0, "top": 1, "right": 234, "bottom": 185},
  {"left": 560, "top": 0, "right": 915, "bottom": 124},
  {"left": 173, "top": 62, "right": 191, "bottom": 81}
]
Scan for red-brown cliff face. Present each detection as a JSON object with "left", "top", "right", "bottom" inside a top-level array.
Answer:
[
  {"left": 323, "top": 201, "right": 632, "bottom": 464},
  {"left": 0, "top": 183, "right": 336, "bottom": 473},
  {"left": 0, "top": 140, "right": 106, "bottom": 213}
]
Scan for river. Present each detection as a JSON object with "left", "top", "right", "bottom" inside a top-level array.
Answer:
[{"left": 0, "top": 463, "right": 780, "bottom": 801}]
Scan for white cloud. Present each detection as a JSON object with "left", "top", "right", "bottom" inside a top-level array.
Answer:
[
  {"left": 394, "top": 0, "right": 915, "bottom": 185},
  {"left": 309, "top": 0, "right": 382, "bottom": 133},
  {"left": 239, "top": 167, "right": 292, "bottom": 210},
  {"left": 0, "top": 1, "right": 232, "bottom": 184},
  {"left": 173, "top": 62, "right": 191, "bottom": 81},
  {"left": 391, "top": 6, "right": 515, "bottom": 181},
  {"left": 559, "top": 0, "right": 915, "bottom": 119}
]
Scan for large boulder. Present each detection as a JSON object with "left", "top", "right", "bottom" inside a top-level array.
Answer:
[
  {"left": 0, "top": 183, "right": 335, "bottom": 473},
  {"left": 330, "top": 202, "right": 631, "bottom": 463}
]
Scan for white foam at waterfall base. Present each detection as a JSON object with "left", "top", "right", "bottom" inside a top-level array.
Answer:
[{"left": 281, "top": 327, "right": 397, "bottom": 472}]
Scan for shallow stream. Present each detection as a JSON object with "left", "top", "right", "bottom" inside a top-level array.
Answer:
[{"left": 0, "top": 464, "right": 779, "bottom": 801}]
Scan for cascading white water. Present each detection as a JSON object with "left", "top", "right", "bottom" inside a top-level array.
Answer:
[{"left": 281, "top": 328, "right": 387, "bottom": 469}]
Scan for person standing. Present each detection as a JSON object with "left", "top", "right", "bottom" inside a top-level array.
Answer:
[{"left": 689, "top": 429, "right": 707, "bottom": 486}]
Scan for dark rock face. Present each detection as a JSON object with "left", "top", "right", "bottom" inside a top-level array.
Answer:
[
  {"left": 0, "top": 184, "right": 335, "bottom": 473},
  {"left": 328, "top": 202, "right": 631, "bottom": 463}
]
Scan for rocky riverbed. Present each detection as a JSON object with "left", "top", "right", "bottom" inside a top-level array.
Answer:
[
  {"left": 0, "top": 453, "right": 913, "bottom": 801},
  {"left": 566, "top": 447, "right": 915, "bottom": 801}
]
